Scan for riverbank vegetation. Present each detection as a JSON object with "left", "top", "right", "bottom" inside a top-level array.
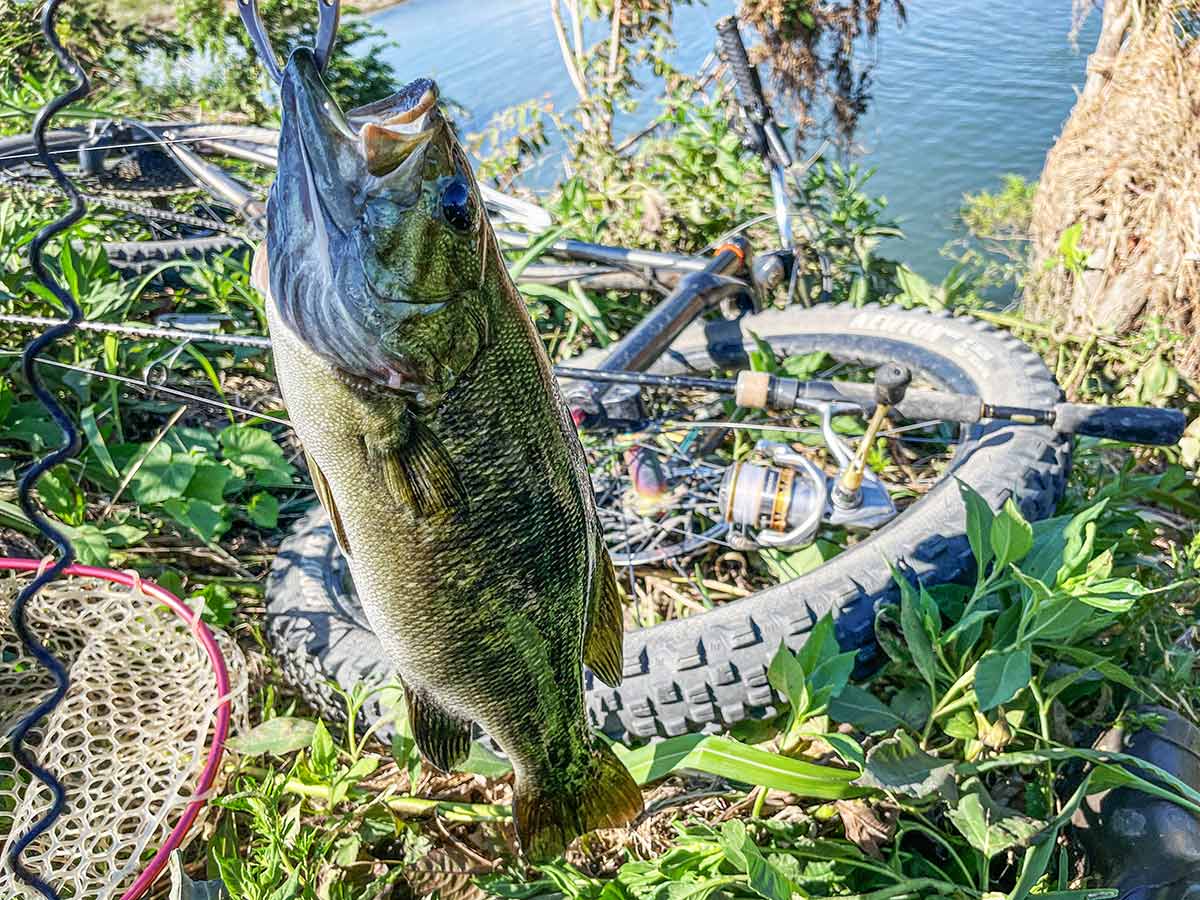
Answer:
[{"left": 2, "top": 2, "right": 1199, "bottom": 898}]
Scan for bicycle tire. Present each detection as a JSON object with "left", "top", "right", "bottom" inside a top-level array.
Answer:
[
  {"left": 0, "top": 125, "right": 278, "bottom": 273},
  {"left": 264, "top": 303, "right": 1070, "bottom": 743}
]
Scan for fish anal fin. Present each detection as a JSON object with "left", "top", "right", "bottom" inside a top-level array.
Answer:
[
  {"left": 513, "top": 739, "right": 642, "bottom": 862},
  {"left": 305, "top": 450, "right": 351, "bottom": 558},
  {"left": 366, "top": 416, "right": 468, "bottom": 518},
  {"left": 583, "top": 547, "right": 625, "bottom": 687},
  {"left": 405, "top": 687, "right": 473, "bottom": 774}
]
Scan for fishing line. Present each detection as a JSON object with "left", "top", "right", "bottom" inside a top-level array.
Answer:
[{"left": 7, "top": 1, "right": 89, "bottom": 897}]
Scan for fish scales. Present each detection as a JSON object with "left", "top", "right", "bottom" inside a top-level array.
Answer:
[{"left": 255, "top": 46, "right": 641, "bottom": 860}]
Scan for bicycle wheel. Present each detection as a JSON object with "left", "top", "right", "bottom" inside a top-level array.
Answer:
[
  {"left": 0, "top": 124, "right": 278, "bottom": 274},
  {"left": 265, "top": 303, "right": 1069, "bottom": 743}
]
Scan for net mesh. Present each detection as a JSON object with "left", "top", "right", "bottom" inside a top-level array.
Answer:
[{"left": 0, "top": 569, "right": 248, "bottom": 899}]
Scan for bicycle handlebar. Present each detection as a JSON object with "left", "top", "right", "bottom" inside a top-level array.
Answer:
[{"left": 716, "top": 16, "right": 769, "bottom": 124}]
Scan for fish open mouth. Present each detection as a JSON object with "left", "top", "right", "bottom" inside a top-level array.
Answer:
[{"left": 280, "top": 47, "right": 440, "bottom": 180}]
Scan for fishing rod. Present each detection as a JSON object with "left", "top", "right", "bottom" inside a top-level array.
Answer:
[{"left": 2, "top": 313, "right": 1186, "bottom": 445}]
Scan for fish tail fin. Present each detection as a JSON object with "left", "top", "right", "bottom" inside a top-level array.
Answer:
[{"left": 513, "top": 739, "right": 642, "bottom": 862}]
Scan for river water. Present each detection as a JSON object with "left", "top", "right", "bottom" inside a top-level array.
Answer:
[{"left": 365, "top": 0, "right": 1098, "bottom": 281}]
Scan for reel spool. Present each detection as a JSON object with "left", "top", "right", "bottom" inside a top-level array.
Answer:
[{"left": 718, "top": 443, "right": 828, "bottom": 548}]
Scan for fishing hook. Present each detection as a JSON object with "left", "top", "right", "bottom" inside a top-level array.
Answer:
[{"left": 8, "top": 1, "right": 89, "bottom": 897}]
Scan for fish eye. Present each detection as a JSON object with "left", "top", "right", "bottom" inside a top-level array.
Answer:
[{"left": 440, "top": 178, "right": 474, "bottom": 232}]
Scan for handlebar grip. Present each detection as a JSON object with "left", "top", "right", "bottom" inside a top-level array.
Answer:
[
  {"left": 715, "top": 16, "right": 769, "bottom": 121},
  {"left": 1053, "top": 403, "right": 1187, "bottom": 445}
]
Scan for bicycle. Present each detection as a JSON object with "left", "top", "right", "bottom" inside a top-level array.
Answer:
[{"left": 1, "top": 16, "right": 1184, "bottom": 746}]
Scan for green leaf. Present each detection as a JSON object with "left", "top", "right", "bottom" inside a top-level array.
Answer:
[
  {"left": 103, "top": 523, "right": 148, "bottom": 549},
  {"left": 718, "top": 821, "right": 796, "bottom": 900},
  {"left": 822, "top": 732, "right": 865, "bottom": 770},
  {"left": 163, "top": 498, "right": 229, "bottom": 543},
  {"left": 80, "top": 404, "right": 118, "bottom": 480},
  {"left": 827, "top": 685, "right": 909, "bottom": 733},
  {"left": 311, "top": 720, "right": 338, "bottom": 778},
  {"left": 461, "top": 741, "right": 513, "bottom": 778},
  {"left": 796, "top": 613, "right": 839, "bottom": 675},
  {"left": 890, "top": 685, "right": 932, "bottom": 731},
  {"left": 185, "top": 462, "right": 232, "bottom": 504},
  {"left": 618, "top": 734, "right": 864, "bottom": 799},
  {"left": 1057, "top": 500, "right": 1109, "bottom": 583},
  {"left": 130, "top": 443, "right": 197, "bottom": 505},
  {"left": 1026, "top": 596, "right": 1093, "bottom": 643},
  {"left": 247, "top": 492, "right": 280, "bottom": 529},
  {"left": 332, "top": 834, "right": 361, "bottom": 867},
  {"left": 227, "top": 716, "right": 317, "bottom": 756},
  {"left": 895, "top": 573, "right": 940, "bottom": 690},
  {"left": 1055, "top": 646, "right": 1139, "bottom": 693},
  {"left": 946, "top": 779, "right": 1044, "bottom": 858},
  {"left": 854, "top": 732, "right": 955, "bottom": 800},
  {"left": 944, "top": 710, "right": 977, "bottom": 741},
  {"left": 976, "top": 646, "right": 1032, "bottom": 711},
  {"left": 959, "top": 480, "right": 994, "bottom": 575},
  {"left": 1070, "top": 577, "right": 1145, "bottom": 613},
  {"left": 191, "top": 584, "right": 236, "bottom": 628},
  {"left": 219, "top": 425, "right": 295, "bottom": 484},
  {"left": 767, "top": 642, "right": 807, "bottom": 709},
  {"left": 808, "top": 650, "right": 857, "bottom": 705},
  {"left": 36, "top": 465, "right": 84, "bottom": 526},
  {"left": 64, "top": 523, "right": 110, "bottom": 566},
  {"left": 991, "top": 498, "right": 1033, "bottom": 570}
]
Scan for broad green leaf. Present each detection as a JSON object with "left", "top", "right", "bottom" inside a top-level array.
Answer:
[
  {"left": 808, "top": 650, "right": 857, "bottom": 705},
  {"left": 942, "top": 606, "right": 998, "bottom": 648},
  {"left": 1025, "top": 596, "right": 1093, "bottom": 643},
  {"left": 227, "top": 716, "right": 317, "bottom": 755},
  {"left": 797, "top": 613, "right": 838, "bottom": 675},
  {"left": 719, "top": 821, "right": 796, "bottom": 900},
  {"left": 946, "top": 779, "right": 1044, "bottom": 858},
  {"left": 1070, "top": 577, "right": 1145, "bottom": 613},
  {"left": 461, "top": 741, "right": 513, "bottom": 778},
  {"left": 192, "top": 584, "right": 236, "bottom": 628},
  {"left": 311, "top": 719, "right": 338, "bottom": 778},
  {"left": 247, "top": 492, "right": 280, "bottom": 529},
  {"left": 991, "top": 498, "right": 1033, "bottom": 570},
  {"left": 1055, "top": 646, "right": 1139, "bottom": 693},
  {"left": 827, "top": 685, "right": 909, "bottom": 733},
  {"left": 767, "top": 642, "right": 807, "bottom": 709},
  {"left": 219, "top": 425, "right": 295, "bottom": 484},
  {"left": 104, "top": 523, "right": 148, "bottom": 548},
  {"left": 944, "top": 710, "right": 977, "bottom": 740},
  {"left": 185, "top": 461, "right": 232, "bottom": 504},
  {"left": 64, "top": 523, "right": 110, "bottom": 566},
  {"left": 976, "top": 646, "right": 1032, "bottom": 711},
  {"left": 163, "top": 498, "right": 229, "bottom": 544},
  {"left": 854, "top": 732, "right": 955, "bottom": 800},
  {"left": 36, "top": 465, "right": 84, "bottom": 526},
  {"left": 618, "top": 734, "right": 864, "bottom": 799},
  {"left": 959, "top": 480, "right": 994, "bottom": 576},
  {"left": 822, "top": 732, "right": 865, "bottom": 770},
  {"left": 889, "top": 685, "right": 933, "bottom": 730},
  {"left": 895, "top": 573, "right": 940, "bottom": 690},
  {"left": 130, "top": 443, "right": 196, "bottom": 505}
]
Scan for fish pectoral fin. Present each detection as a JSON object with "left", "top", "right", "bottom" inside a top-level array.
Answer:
[
  {"left": 367, "top": 415, "right": 468, "bottom": 518},
  {"left": 513, "top": 739, "right": 643, "bottom": 862},
  {"left": 305, "top": 450, "right": 352, "bottom": 558},
  {"left": 583, "top": 546, "right": 626, "bottom": 688},
  {"left": 405, "top": 687, "right": 473, "bottom": 774}
]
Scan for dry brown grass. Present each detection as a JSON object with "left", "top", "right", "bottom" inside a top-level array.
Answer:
[{"left": 1026, "top": 2, "right": 1200, "bottom": 373}]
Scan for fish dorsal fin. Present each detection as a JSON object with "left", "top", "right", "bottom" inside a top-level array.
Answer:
[
  {"left": 583, "top": 544, "right": 626, "bottom": 687},
  {"left": 364, "top": 414, "right": 469, "bottom": 518},
  {"left": 404, "top": 685, "right": 473, "bottom": 773},
  {"left": 304, "top": 450, "right": 351, "bottom": 558}
]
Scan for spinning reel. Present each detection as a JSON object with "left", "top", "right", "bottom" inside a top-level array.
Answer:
[{"left": 717, "top": 365, "right": 913, "bottom": 549}]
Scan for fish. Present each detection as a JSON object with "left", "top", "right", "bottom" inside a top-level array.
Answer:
[{"left": 251, "top": 46, "right": 643, "bottom": 861}]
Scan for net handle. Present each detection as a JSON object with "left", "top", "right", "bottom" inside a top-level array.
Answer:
[{"left": 0, "top": 558, "right": 232, "bottom": 900}]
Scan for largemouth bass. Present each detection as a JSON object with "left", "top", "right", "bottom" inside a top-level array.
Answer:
[{"left": 252, "top": 47, "right": 642, "bottom": 860}]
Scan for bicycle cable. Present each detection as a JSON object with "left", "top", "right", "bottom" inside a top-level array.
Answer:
[{"left": 7, "top": 1, "right": 88, "bottom": 897}]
